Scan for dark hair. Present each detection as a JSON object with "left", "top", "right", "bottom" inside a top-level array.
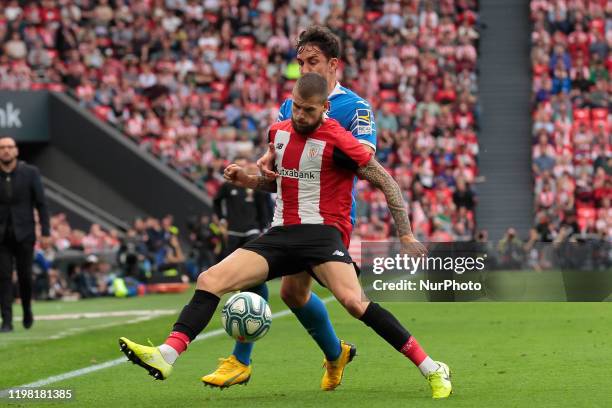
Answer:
[
  {"left": 295, "top": 73, "right": 328, "bottom": 103},
  {"left": 296, "top": 25, "right": 340, "bottom": 60}
]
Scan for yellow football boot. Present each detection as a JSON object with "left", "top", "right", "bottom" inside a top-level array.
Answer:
[
  {"left": 426, "top": 361, "right": 452, "bottom": 398},
  {"left": 201, "top": 355, "right": 252, "bottom": 388},
  {"left": 118, "top": 337, "right": 173, "bottom": 380},
  {"left": 321, "top": 340, "right": 357, "bottom": 391}
]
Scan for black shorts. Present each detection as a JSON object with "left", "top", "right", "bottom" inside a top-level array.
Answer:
[
  {"left": 242, "top": 224, "right": 353, "bottom": 280},
  {"left": 225, "top": 233, "right": 260, "bottom": 257}
]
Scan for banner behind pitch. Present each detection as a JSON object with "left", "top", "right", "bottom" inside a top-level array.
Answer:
[{"left": 0, "top": 91, "right": 49, "bottom": 142}]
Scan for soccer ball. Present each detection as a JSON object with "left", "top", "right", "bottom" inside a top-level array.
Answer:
[{"left": 221, "top": 292, "right": 272, "bottom": 343}]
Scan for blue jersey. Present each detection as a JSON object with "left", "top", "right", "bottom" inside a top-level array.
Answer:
[{"left": 277, "top": 83, "right": 377, "bottom": 226}]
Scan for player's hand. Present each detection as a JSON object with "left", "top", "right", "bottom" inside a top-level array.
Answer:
[
  {"left": 399, "top": 234, "right": 428, "bottom": 258},
  {"left": 223, "top": 164, "right": 251, "bottom": 187},
  {"left": 257, "top": 143, "right": 278, "bottom": 180}
]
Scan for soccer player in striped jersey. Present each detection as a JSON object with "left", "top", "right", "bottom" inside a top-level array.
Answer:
[
  {"left": 201, "top": 25, "right": 378, "bottom": 391},
  {"left": 119, "top": 73, "right": 452, "bottom": 399}
]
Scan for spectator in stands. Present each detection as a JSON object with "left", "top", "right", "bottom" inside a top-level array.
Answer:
[
  {"left": 523, "top": 228, "right": 549, "bottom": 271},
  {"left": 535, "top": 212, "right": 556, "bottom": 242},
  {"left": 4, "top": 31, "right": 27, "bottom": 60},
  {"left": 145, "top": 216, "right": 167, "bottom": 266},
  {"left": 117, "top": 228, "right": 148, "bottom": 280},
  {"left": 188, "top": 214, "right": 223, "bottom": 274},
  {"left": 32, "top": 240, "right": 53, "bottom": 300},
  {"left": 452, "top": 220, "right": 473, "bottom": 242},
  {"left": 157, "top": 226, "right": 187, "bottom": 282},
  {"left": 71, "top": 254, "right": 103, "bottom": 299},
  {"left": 533, "top": 151, "right": 556, "bottom": 174},
  {"left": 497, "top": 228, "right": 525, "bottom": 269},
  {"left": 560, "top": 211, "right": 580, "bottom": 237},
  {"left": 377, "top": 103, "right": 399, "bottom": 133},
  {"left": 47, "top": 268, "right": 74, "bottom": 300},
  {"left": 452, "top": 177, "right": 476, "bottom": 211}
]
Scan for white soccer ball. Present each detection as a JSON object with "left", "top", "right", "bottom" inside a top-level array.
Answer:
[{"left": 221, "top": 292, "right": 272, "bottom": 343}]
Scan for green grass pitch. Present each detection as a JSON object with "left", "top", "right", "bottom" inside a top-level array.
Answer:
[{"left": 0, "top": 282, "right": 610, "bottom": 407}]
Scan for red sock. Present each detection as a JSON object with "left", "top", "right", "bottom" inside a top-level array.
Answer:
[
  {"left": 164, "top": 331, "right": 190, "bottom": 354},
  {"left": 400, "top": 336, "right": 428, "bottom": 366}
]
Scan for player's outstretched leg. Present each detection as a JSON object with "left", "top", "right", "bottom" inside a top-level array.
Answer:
[
  {"left": 201, "top": 283, "right": 269, "bottom": 388},
  {"left": 119, "top": 249, "right": 269, "bottom": 381},
  {"left": 312, "top": 261, "right": 452, "bottom": 399},
  {"left": 359, "top": 303, "right": 452, "bottom": 398},
  {"left": 280, "top": 272, "right": 355, "bottom": 391}
]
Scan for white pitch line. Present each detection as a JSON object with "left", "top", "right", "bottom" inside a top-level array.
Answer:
[
  {"left": 47, "top": 315, "right": 167, "bottom": 340},
  {"left": 0, "top": 295, "right": 336, "bottom": 396},
  {"left": 14, "top": 310, "right": 178, "bottom": 321}
]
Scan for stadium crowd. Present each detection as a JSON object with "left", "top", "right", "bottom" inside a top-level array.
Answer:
[
  {"left": 0, "top": 0, "right": 481, "bottom": 242},
  {"left": 530, "top": 0, "right": 611, "bottom": 243},
  {"left": 31, "top": 212, "right": 224, "bottom": 300}
]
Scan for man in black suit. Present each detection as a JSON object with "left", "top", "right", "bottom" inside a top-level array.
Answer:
[{"left": 0, "top": 136, "right": 50, "bottom": 332}]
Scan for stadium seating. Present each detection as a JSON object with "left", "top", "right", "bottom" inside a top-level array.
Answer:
[
  {"left": 39, "top": 212, "right": 197, "bottom": 299},
  {"left": 0, "top": 0, "right": 481, "bottom": 241},
  {"left": 530, "top": 0, "right": 610, "bottom": 239}
]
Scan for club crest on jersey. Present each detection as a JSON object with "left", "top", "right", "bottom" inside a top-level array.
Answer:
[
  {"left": 356, "top": 108, "right": 372, "bottom": 135},
  {"left": 307, "top": 145, "right": 321, "bottom": 160}
]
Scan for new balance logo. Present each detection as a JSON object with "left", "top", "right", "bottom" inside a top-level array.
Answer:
[
  {"left": 0, "top": 103, "right": 22, "bottom": 128},
  {"left": 332, "top": 250, "right": 344, "bottom": 257}
]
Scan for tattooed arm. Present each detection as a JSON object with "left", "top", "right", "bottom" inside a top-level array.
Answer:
[
  {"left": 223, "top": 164, "right": 277, "bottom": 193},
  {"left": 252, "top": 175, "right": 277, "bottom": 193},
  {"left": 356, "top": 157, "right": 413, "bottom": 237},
  {"left": 356, "top": 157, "right": 428, "bottom": 255}
]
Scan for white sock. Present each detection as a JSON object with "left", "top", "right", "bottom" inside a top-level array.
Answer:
[
  {"left": 158, "top": 344, "right": 179, "bottom": 365},
  {"left": 418, "top": 357, "right": 440, "bottom": 376}
]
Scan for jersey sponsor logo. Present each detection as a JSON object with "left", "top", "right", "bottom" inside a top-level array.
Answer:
[
  {"left": 278, "top": 167, "right": 320, "bottom": 181},
  {"left": 332, "top": 250, "right": 345, "bottom": 256},
  {"left": 356, "top": 108, "right": 372, "bottom": 135}
]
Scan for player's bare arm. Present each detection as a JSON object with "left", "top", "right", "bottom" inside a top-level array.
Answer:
[
  {"left": 356, "top": 157, "right": 427, "bottom": 256},
  {"left": 224, "top": 164, "right": 276, "bottom": 193}
]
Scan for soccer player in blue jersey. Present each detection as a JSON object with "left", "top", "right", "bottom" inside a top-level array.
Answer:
[{"left": 201, "top": 26, "right": 377, "bottom": 391}]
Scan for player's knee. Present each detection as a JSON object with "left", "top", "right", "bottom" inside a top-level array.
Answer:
[
  {"left": 196, "top": 266, "right": 229, "bottom": 296},
  {"left": 280, "top": 283, "right": 310, "bottom": 308},
  {"left": 337, "top": 295, "right": 367, "bottom": 318}
]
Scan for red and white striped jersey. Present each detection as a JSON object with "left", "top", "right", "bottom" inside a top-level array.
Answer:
[{"left": 269, "top": 119, "right": 373, "bottom": 246}]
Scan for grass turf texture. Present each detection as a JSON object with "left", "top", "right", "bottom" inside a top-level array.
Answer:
[{"left": 0, "top": 282, "right": 610, "bottom": 407}]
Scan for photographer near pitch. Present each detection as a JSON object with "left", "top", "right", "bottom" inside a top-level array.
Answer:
[{"left": 0, "top": 136, "right": 50, "bottom": 333}]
